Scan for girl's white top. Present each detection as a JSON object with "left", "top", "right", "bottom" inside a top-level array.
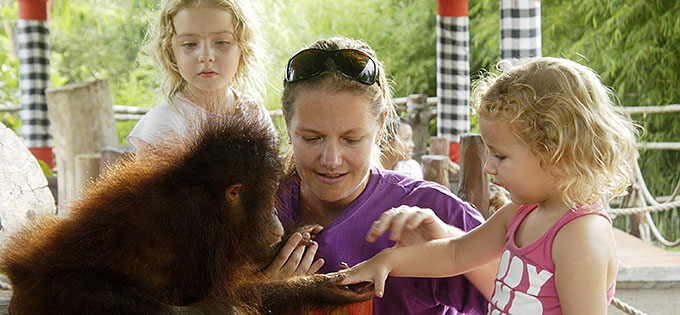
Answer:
[
  {"left": 393, "top": 159, "right": 423, "bottom": 180},
  {"left": 127, "top": 91, "right": 275, "bottom": 154}
]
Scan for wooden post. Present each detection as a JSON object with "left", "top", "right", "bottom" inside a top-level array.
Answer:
[
  {"left": 622, "top": 183, "right": 646, "bottom": 239},
  {"left": 428, "top": 136, "right": 461, "bottom": 190},
  {"left": 619, "top": 155, "right": 649, "bottom": 240},
  {"left": 406, "top": 94, "right": 435, "bottom": 162},
  {"left": 457, "top": 134, "right": 490, "bottom": 218},
  {"left": 100, "top": 145, "right": 135, "bottom": 172},
  {"left": 74, "top": 153, "right": 101, "bottom": 199},
  {"left": 422, "top": 155, "right": 449, "bottom": 190},
  {"left": 429, "top": 136, "right": 450, "bottom": 156},
  {"left": 46, "top": 79, "right": 118, "bottom": 216},
  {"left": 629, "top": 197, "right": 645, "bottom": 239}
]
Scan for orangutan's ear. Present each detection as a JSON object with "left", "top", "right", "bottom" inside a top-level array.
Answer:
[{"left": 225, "top": 183, "right": 242, "bottom": 203}]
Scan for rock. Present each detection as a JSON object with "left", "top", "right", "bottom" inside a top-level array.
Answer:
[{"left": 0, "top": 123, "right": 57, "bottom": 246}]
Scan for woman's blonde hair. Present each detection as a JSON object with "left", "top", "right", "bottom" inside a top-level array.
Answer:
[
  {"left": 472, "top": 57, "right": 639, "bottom": 207},
  {"left": 147, "top": 0, "right": 265, "bottom": 102},
  {"left": 281, "top": 36, "right": 399, "bottom": 174}
]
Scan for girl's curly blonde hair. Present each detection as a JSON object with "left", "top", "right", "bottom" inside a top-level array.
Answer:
[
  {"left": 472, "top": 57, "right": 639, "bottom": 207},
  {"left": 147, "top": 0, "right": 265, "bottom": 102}
]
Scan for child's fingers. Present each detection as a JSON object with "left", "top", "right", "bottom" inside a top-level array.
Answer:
[
  {"left": 404, "top": 211, "right": 428, "bottom": 230},
  {"left": 340, "top": 269, "right": 387, "bottom": 299},
  {"left": 386, "top": 211, "right": 410, "bottom": 241},
  {"left": 337, "top": 260, "right": 388, "bottom": 288},
  {"left": 366, "top": 207, "right": 402, "bottom": 242},
  {"left": 374, "top": 272, "right": 388, "bottom": 298},
  {"left": 366, "top": 220, "right": 389, "bottom": 242},
  {"left": 370, "top": 206, "right": 434, "bottom": 242},
  {"left": 338, "top": 270, "right": 366, "bottom": 286},
  {"left": 368, "top": 206, "right": 438, "bottom": 242}
]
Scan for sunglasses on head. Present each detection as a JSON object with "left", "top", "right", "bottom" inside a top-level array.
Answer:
[{"left": 285, "top": 49, "right": 380, "bottom": 85}]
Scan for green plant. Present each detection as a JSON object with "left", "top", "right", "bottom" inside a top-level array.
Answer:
[{"left": 0, "top": 112, "right": 20, "bottom": 132}]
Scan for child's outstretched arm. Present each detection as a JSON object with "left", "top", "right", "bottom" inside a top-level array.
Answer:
[
  {"left": 340, "top": 203, "right": 518, "bottom": 297},
  {"left": 339, "top": 238, "right": 458, "bottom": 297},
  {"left": 553, "top": 214, "right": 618, "bottom": 314}
]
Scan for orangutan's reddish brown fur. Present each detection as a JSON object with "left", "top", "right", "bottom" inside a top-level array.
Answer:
[{"left": 1, "top": 114, "right": 372, "bottom": 314}]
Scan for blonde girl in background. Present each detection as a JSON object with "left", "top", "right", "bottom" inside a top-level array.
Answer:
[
  {"left": 128, "top": 0, "right": 273, "bottom": 153},
  {"left": 379, "top": 116, "right": 423, "bottom": 180},
  {"left": 339, "top": 57, "right": 638, "bottom": 314},
  {"left": 392, "top": 117, "right": 423, "bottom": 180}
]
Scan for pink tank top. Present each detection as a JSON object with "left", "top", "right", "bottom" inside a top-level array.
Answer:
[{"left": 487, "top": 204, "right": 616, "bottom": 314}]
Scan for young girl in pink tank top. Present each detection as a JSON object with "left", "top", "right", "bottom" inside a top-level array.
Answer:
[{"left": 338, "top": 57, "right": 639, "bottom": 314}]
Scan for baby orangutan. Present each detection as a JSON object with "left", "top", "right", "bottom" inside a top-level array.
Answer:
[{"left": 1, "top": 113, "right": 372, "bottom": 314}]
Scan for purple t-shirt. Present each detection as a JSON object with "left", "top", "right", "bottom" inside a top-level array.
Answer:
[{"left": 276, "top": 167, "right": 488, "bottom": 315}]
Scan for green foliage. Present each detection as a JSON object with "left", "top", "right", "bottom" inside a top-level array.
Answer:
[
  {"left": 258, "top": 0, "right": 438, "bottom": 109},
  {"left": 538, "top": 0, "right": 680, "bottom": 246},
  {"left": 0, "top": 1, "right": 20, "bottom": 132},
  {"left": 0, "top": 112, "right": 20, "bottom": 132},
  {"left": 469, "top": 0, "right": 500, "bottom": 77},
  {"left": 115, "top": 120, "right": 137, "bottom": 146},
  {"left": 38, "top": 159, "right": 55, "bottom": 177},
  {"left": 48, "top": 0, "right": 158, "bottom": 107},
  {"left": 0, "top": 1, "right": 19, "bottom": 109}
]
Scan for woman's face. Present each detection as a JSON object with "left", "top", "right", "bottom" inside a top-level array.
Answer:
[{"left": 287, "top": 88, "right": 382, "bottom": 208}]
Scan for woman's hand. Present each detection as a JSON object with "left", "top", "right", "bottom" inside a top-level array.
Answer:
[
  {"left": 263, "top": 225, "right": 325, "bottom": 280},
  {"left": 367, "top": 205, "right": 464, "bottom": 247}
]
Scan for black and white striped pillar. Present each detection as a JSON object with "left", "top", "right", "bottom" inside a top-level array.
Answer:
[
  {"left": 18, "top": 0, "right": 53, "bottom": 168},
  {"left": 436, "top": 0, "right": 469, "bottom": 164},
  {"left": 500, "top": 0, "right": 542, "bottom": 66}
]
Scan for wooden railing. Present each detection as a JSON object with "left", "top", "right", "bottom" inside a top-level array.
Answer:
[
  {"left": 4, "top": 98, "right": 679, "bottom": 157},
  {"left": 392, "top": 97, "right": 680, "bottom": 153}
]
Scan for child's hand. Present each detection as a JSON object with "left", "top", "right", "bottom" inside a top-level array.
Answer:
[
  {"left": 367, "top": 205, "right": 462, "bottom": 247},
  {"left": 338, "top": 251, "right": 392, "bottom": 298},
  {"left": 308, "top": 273, "right": 375, "bottom": 302}
]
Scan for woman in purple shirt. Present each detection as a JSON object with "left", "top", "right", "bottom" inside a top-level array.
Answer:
[{"left": 264, "top": 36, "right": 497, "bottom": 314}]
